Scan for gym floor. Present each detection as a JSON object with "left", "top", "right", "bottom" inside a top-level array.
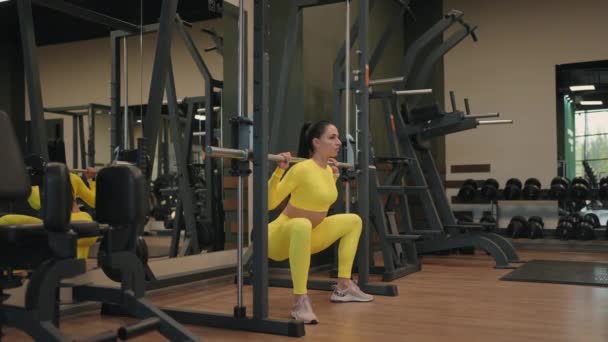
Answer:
[{"left": 5, "top": 250, "right": 608, "bottom": 341}]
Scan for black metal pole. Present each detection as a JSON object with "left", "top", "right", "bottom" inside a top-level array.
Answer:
[
  {"left": 17, "top": 0, "right": 48, "bottom": 160},
  {"left": 356, "top": 0, "right": 370, "bottom": 286},
  {"left": 166, "top": 60, "right": 201, "bottom": 255},
  {"left": 110, "top": 33, "right": 122, "bottom": 159},
  {"left": 268, "top": 2, "right": 300, "bottom": 154},
  {"left": 144, "top": 0, "right": 179, "bottom": 172},
  {"left": 72, "top": 117, "right": 78, "bottom": 167},
  {"left": 78, "top": 115, "right": 86, "bottom": 168},
  {"left": 88, "top": 105, "right": 95, "bottom": 167},
  {"left": 253, "top": 0, "right": 270, "bottom": 320}
]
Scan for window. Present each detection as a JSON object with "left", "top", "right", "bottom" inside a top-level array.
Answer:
[{"left": 575, "top": 109, "right": 608, "bottom": 179}]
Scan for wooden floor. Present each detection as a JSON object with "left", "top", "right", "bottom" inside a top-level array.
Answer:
[{"left": 5, "top": 250, "right": 608, "bottom": 341}]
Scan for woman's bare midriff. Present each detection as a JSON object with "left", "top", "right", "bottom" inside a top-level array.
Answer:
[{"left": 281, "top": 203, "right": 327, "bottom": 228}]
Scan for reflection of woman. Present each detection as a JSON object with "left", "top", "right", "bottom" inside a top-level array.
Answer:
[
  {"left": 0, "top": 167, "right": 98, "bottom": 259},
  {"left": 0, "top": 167, "right": 97, "bottom": 225},
  {"left": 268, "top": 120, "right": 373, "bottom": 324}
]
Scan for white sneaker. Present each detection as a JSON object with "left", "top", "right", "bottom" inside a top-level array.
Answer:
[
  {"left": 291, "top": 295, "right": 319, "bottom": 324},
  {"left": 330, "top": 282, "right": 374, "bottom": 302}
]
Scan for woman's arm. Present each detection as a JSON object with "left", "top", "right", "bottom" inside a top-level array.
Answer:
[
  {"left": 70, "top": 173, "right": 96, "bottom": 208},
  {"left": 27, "top": 186, "right": 41, "bottom": 210},
  {"left": 268, "top": 165, "right": 300, "bottom": 210}
]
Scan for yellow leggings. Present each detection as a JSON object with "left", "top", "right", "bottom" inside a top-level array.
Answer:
[
  {"left": 268, "top": 213, "right": 362, "bottom": 295},
  {"left": 0, "top": 212, "right": 97, "bottom": 260}
]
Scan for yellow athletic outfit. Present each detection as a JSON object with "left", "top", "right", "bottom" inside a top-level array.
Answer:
[{"left": 268, "top": 159, "right": 362, "bottom": 294}]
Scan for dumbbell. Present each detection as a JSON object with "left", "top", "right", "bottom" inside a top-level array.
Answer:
[
  {"left": 555, "top": 216, "right": 577, "bottom": 240},
  {"left": 584, "top": 213, "right": 600, "bottom": 228},
  {"left": 480, "top": 178, "right": 500, "bottom": 201},
  {"left": 599, "top": 177, "right": 608, "bottom": 201},
  {"left": 480, "top": 214, "right": 497, "bottom": 232},
  {"left": 570, "top": 177, "right": 590, "bottom": 201},
  {"left": 506, "top": 216, "right": 529, "bottom": 238},
  {"left": 523, "top": 178, "right": 542, "bottom": 200},
  {"left": 528, "top": 216, "right": 544, "bottom": 239},
  {"left": 576, "top": 213, "right": 601, "bottom": 240},
  {"left": 503, "top": 178, "right": 522, "bottom": 200},
  {"left": 549, "top": 176, "right": 570, "bottom": 200},
  {"left": 576, "top": 220, "right": 596, "bottom": 241},
  {"left": 457, "top": 179, "right": 478, "bottom": 202}
]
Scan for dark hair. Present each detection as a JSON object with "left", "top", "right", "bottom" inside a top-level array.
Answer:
[{"left": 297, "top": 120, "right": 333, "bottom": 158}]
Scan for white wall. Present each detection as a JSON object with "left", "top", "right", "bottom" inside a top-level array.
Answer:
[{"left": 443, "top": 0, "right": 608, "bottom": 187}]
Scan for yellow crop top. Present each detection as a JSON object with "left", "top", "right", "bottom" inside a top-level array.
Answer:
[
  {"left": 27, "top": 173, "right": 96, "bottom": 210},
  {"left": 268, "top": 159, "right": 339, "bottom": 212}
]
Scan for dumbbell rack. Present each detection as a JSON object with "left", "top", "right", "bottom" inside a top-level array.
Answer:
[{"left": 453, "top": 193, "right": 608, "bottom": 252}]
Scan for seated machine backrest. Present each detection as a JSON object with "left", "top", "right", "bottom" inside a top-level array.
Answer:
[
  {"left": 41, "top": 163, "right": 72, "bottom": 232},
  {"left": 0, "top": 111, "right": 72, "bottom": 232},
  {"left": 96, "top": 165, "right": 147, "bottom": 226},
  {"left": 0, "top": 111, "right": 31, "bottom": 200}
]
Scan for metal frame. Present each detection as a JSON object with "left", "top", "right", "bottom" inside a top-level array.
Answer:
[
  {"left": 15, "top": 0, "right": 303, "bottom": 337},
  {"left": 253, "top": 0, "right": 399, "bottom": 298},
  {"left": 18, "top": 0, "right": 48, "bottom": 160},
  {"left": 111, "top": 0, "right": 304, "bottom": 336},
  {"left": 321, "top": 3, "right": 521, "bottom": 282},
  {"left": 19, "top": 0, "right": 145, "bottom": 162},
  {"left": 31, "top": 0, "right": 139, "bottom": 33},
  {"left": 110, "top": 12, "right": 225, "bottom": 258},
  {"left": 149, "top": 0, "right": 305, "bottom": 336},
  {"left": 400, "top": 9, "right": 466, "bottom": 88},
  {"left": 365, "top": 11, "right": 521, "bottom": 276},
  {"left": 71, "top": 251, "right": 200, "bottom": 341},
  {"left": 2, "top": 258, "right": 86, "bottom": 342},
  {"left": 44, "top": 104, "right": 111, "bottom": 168}
]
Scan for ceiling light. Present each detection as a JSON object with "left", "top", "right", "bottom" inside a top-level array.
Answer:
[
  {"left": 580, "top": 101, "right": 603, "bottom": 106},
  {"left": 194, "top": 114, "right": 206, "bottom": 121},
  {"left": 570, "top": 85, "right": 596, "bottom": 91}
]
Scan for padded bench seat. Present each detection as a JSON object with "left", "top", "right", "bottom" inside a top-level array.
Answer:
[{"left": 70, "top": 221, "right": 100, "bottom": 238}]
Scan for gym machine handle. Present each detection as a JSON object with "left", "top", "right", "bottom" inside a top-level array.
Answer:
[
  {"left": 196, "top": 106, "right": 221, "bottom": 113},
  {"left": 450, "top": 90, "right": 457, "bottom": 112},
  {"left": 470, "top": 113, "right": 500, "bottom": 119},
  {"left": 477, "top": 119, "right": 513, "bottom": 125},
  {"left": 470, "top": 27, "right": 479, "bottom": 42},
  {"left": 369, "top": 76, "right": 405, "bottom": 86},
  {"left": 393, "top": 89, "right": 433, "bottom": 96}
]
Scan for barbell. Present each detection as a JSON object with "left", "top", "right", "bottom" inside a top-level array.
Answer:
[{"left": 205, "top": 146, "right": 355, "bottom": 169}]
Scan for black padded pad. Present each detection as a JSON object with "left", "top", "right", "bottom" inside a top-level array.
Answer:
[
  {"left": 41, "top": 163, "right": 72, "bottom": 232},
  {"left": 0, "top": 224, "right": 53, "bottom": 270},
  {"left": 501, "top": 260, "right": 608, "bottom": 287},
  {"left": 70, "top": 221, "right": 100, "bottom": 237},
  {"left": 0, "top": 111, "right": 31, "bottom": 200},
  {"left": 96, "top": 165, "right": 147, "bottom": 225},
  {"left": 409, "top": 103, "right": 444, "bottom": 123},
  {"left": 0, "top": 224, "right": 47, "bottom": 245}
]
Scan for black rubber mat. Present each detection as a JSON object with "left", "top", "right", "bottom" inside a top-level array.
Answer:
[{"left": 501, "top": 260, "right": 608, "bottom": 287}]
